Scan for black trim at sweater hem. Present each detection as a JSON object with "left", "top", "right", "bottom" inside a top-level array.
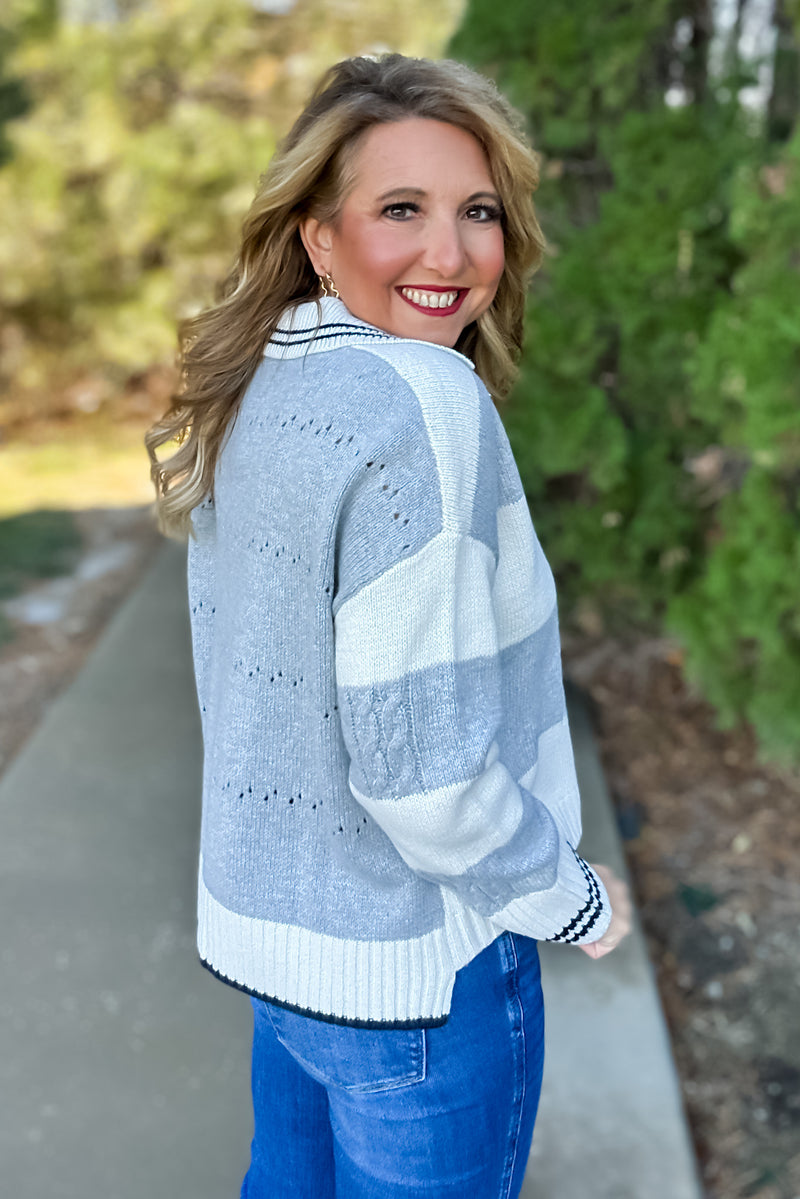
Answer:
[{"left": 199, "top": 957, "right": 450, "bottom": 1030}]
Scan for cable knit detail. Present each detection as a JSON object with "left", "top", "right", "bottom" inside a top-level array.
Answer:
[
  {"left": 349, "top": 689, "right": 389, "bottom": 794},
  {"left": 380, "top": 690, "right": 417, "bottom": 795},
  {"left": 346, "top": 687, "right": 418, "bottom": 799}
]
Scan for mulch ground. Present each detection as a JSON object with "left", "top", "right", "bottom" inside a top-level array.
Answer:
[
  {"left": 1, "top": 513, "right": 798, "bottom": 1198},
  {"left": 564, "top": 631, "right": 800, "bottom": 1199}
]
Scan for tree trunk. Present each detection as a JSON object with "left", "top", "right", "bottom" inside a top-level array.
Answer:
[
  {"left": 767, "top": 0, "right": 800, "bottom": 142},
  {"left": 685, "top": 0, "right": 713, "bottom": 102}
]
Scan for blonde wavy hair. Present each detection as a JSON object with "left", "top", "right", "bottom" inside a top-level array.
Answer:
[{"left": 146, "top": 53, "right": 546, "bottom": 539}]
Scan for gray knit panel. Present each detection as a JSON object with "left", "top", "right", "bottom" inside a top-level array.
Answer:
[{"left": 192, "top": 349, "right": 447, "bottom": 938}]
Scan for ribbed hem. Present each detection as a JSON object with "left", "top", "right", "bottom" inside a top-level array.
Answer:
[
  {"left": 197, "top": 864, "right": 498, "bottom": 1027},
  {"left": 199, "top": 959, "right": 448, "bottom": 1029}
]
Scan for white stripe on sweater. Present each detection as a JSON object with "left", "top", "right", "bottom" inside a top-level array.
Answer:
[
  {"left": 495, "top": 496, "right": 557, "bottom": 650},
  {"left": 335, "top": 512, "right": 557, "bottom": 687},
  {"left": 347, "top": 741, "right": 525, "bottom": 876},
  {"left": 519, "top": 718, "right": 583, "bottom": 847},
  {"left": 335, "top": 532, "right": 497, "bottom": 687}
]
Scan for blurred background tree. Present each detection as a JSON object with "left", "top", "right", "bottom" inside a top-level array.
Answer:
[
  {"left": 451, "top": 0, "right": 800, "bottom": 762},
  {"left": 0, "top": 0, "right": 461, "bottom": 439},
  {"left": 0, "top": 19, "right": 31, "bottom": 169},
  {"left": 1, "top": 0, "right": 277, "bottom": 425}
]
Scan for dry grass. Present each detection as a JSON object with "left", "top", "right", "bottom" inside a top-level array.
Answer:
[{"left": 0, "top": 422, "right": 155, "bottom": 518}]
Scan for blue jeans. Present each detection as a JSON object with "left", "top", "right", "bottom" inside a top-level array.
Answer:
[{"left": 241, "top": 932, "right": 544, "bottom": 1198}]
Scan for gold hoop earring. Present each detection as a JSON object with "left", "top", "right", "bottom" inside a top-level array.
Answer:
[{"left": 319, "top": 272, "right": 340, "bottom": 299}]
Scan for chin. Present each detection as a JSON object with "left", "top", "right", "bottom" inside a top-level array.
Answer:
[
  {"left": 396, "top": 319, "right": 462, "bottom": 349},
  {"left": 421, "top": 330, "right": 459, "bottom": 348}
]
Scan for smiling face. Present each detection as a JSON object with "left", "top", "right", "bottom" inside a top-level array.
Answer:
[{"left": 300, "top": 118, "right": 506, "bottom": 348}]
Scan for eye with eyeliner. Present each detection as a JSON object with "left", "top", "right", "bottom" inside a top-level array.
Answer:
[
  {"left": 381, "top": 201, "right": 420, "bottom": 220},
  {"left": 464, "top": 202, "right": 503, "bottom": 222},
  {"left": 380, "top": 200, "right": 503, "bottom": 222}
]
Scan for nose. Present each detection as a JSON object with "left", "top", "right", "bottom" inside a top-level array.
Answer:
[{"left": 419, "top": 216, "right": 469, "bottom": 279}]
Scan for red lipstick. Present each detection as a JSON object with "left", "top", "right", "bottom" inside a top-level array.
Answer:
[{"left": 396, "top": 286, "right": 468, "bottom": 317}]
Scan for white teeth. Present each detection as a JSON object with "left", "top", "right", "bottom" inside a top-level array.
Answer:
[{"left": 402, "top": 288, "right": 458, "bottom": 309}]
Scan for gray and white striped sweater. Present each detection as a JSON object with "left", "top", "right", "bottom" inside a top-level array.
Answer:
[{"left": 187, "top": 296, "right": 611, "bottom": 1028}]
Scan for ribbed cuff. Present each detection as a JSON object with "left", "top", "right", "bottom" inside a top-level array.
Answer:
[{"left": 488, "top": 839, "right": 612, "bottom": 945}]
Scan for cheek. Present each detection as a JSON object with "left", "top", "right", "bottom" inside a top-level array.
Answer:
[
  {"left": 483, "top": 230, "right": 506, "bottom": 287},
  {"left": 340, "top": 226, "right": 411, "bottom": 286}
]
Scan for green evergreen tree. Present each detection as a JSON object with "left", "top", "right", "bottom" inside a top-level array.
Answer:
[
  {"left": 451, "top": 0, "right": 750, "bottom": 616},
  {"left": 668, "top": 120, "right": 800, "bottom": 761},
  {"left": 451, "top": 0, "right": 800, "bottom": 759}
]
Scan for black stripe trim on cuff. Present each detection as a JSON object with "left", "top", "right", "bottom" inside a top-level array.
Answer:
[{"left": 547, "top": 846, "right": 606, "bottom": 944}]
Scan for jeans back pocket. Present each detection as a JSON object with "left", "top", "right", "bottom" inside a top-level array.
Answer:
[{"left": 260, "top": 1001, "right": 427, "bottom": 1094}]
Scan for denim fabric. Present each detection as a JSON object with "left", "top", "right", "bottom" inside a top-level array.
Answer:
[{"left": 241, "top": 933, "right": 544, "bottom": 1198}]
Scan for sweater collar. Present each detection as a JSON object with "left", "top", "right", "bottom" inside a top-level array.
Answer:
[{"left": 263, "top": 296, "right": 475, "bottom": 370}]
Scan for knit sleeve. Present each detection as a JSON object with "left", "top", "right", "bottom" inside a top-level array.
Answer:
[{"left": 331, "top": 349, "right": 612, "bottom": 946}]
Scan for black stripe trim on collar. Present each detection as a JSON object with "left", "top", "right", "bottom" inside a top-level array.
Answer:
[
  {"left": 269, "top": 323, "right": 393, "bottom": 347},
  {"left": 262, "top": 296, "right": 475, "bottom": 370}
]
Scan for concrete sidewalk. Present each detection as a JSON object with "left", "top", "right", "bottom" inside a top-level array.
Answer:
[{"left": 0, "top": 539, "right": 702, "bottom": 1199}]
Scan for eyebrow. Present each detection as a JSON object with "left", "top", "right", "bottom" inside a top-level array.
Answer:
[{"left": 377, "top": 187, "right": 502, "bottom": 204}]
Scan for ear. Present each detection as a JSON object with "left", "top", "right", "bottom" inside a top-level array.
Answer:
[{"left": 299, "top": 217, "right": 334, "bottom": 276}]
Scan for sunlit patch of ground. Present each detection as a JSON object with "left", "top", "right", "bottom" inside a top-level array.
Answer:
[{"left": 0, "top": 425, "right": 154, "bottom": 517}]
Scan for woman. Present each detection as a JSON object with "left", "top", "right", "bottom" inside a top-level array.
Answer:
[{"left": 147, "top": 52, "right": 631, "bottom": 1199}]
